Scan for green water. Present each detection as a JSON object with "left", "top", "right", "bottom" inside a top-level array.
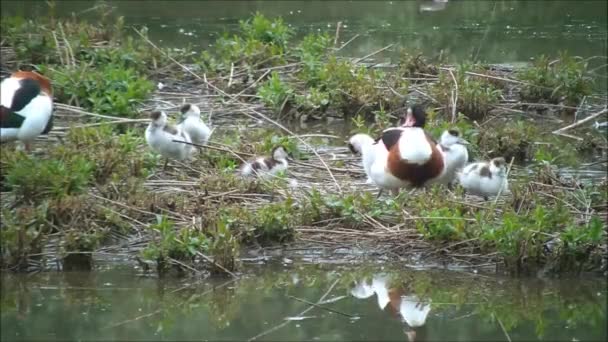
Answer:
[
  {"left": 1, "top": 264, "right": 606, "bottom": 341},
  {"left": 2, "top": 0, "right": 607, "bottom": 64}
]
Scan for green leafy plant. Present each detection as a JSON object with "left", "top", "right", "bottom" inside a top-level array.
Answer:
[
  {"left": 257, "top": 71, "right": 294, "bottom": 113},
  {"left": 44, "top": 63, "right": 153, "bottom": 117},
  {"left": 5, "top": 154, "right": 93, "bottom": 202},
  {"left": 518, "top": 52, "right": 593, "bottom": 108}
]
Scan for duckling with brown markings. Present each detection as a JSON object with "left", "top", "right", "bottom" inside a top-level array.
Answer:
[
  {"left": 241, "top": 146, "right": 289, "bottom": 178},
  {"left": 458, "top": 157, "right": 510, "bottom": 200},
  {"left": 145, "top": 110, "right": 193, "bottom": 170}
]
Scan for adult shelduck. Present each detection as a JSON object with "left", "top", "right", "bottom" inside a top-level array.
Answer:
[
  {"left": 348, "top": 105, "right": 428, "bottom": 195},
  {"left": 177, "top": 103, "right": 212, "bottom": 146},
  {"left": 145, "top": 110, "right": 193, "bottom": 170},
  {"left": 458, "top": 157, "right": 510, "bottom": 200},
  {"left": 1, "top": 71, "right": 54, "bottom": 151},
  {"left": 378, "top": 108, "right": 444, "bottom": 190},
  {"left": 240, "top": 146, "right": 289, "bottom": 178},
  {"left": 436, "top": 129, "right": 469, "bottom": 187}
]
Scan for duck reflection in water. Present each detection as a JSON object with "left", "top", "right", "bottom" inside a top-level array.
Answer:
[{"left": 350, "top": 274, "right": 431, "bottom": 341}]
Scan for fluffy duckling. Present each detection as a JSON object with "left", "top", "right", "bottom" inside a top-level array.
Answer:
[
  {"left": 348, "top": 133, "right": 380, "bottom": 184},
  {"left": 436, "top": 129, "right": 469, "bottom": 186},
  {"left": 241, "top": 146, "right": 289, "bottom": 178},
  {"left": 145, "top": 110, "right": 193, "bottom": 170},
  {"left": 178, "top": 103, "right": 212, "bottom": 145},
  {"left": 458, "top": 157, "right": 510, "bottom": 200},
  {"left": 1, "top": 71, "right": 54, "bottom": 151}
]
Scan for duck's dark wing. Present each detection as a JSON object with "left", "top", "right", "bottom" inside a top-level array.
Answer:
[
  {"left": 378, "top": 128, "right": 404, "bottom": 150},
  {"left": 11, "top": 78, "right": 41, "bottom": 112},
  {"left": 0, "top": 106, "right": 25, "bottom": 129}
]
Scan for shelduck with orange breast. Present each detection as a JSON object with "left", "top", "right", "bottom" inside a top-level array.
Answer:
[
  {"left": 369, "top": 105, "right": 445, "bottom": 193},
  {"left": 1, "top": 71, "right": 54, "bottom": 150},
  {"left": 348, "top": 105, "right": 428, "bottom": 196}
]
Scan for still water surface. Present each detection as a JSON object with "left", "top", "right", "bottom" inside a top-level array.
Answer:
[
  {"left": 1, "top": 264, "right": 606, "bottom": 341},
  {"left": 2, "top": 0, "right": 607, "bottom": 64}
]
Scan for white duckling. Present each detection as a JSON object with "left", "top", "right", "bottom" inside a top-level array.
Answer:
[
  {"left": 1, "top": 71, "right": 54, "bottom": 151},
  {"left": 436, "top": 129, "right": 469, "bottom": 187},
  {"left": 178, "top": 103, "right": 211, "bottom": 145},
  {"left": 145, "top": 110, "right": 193, "bottom": 170},
  {"left": 458, "top": 157, "right": 510, "bottom": 200},
  {"left": 348, "top": 133, "right": 380, "bottom": 184},
  {"left": 241, "top": 146, "right": 289, "bottom": 178}
]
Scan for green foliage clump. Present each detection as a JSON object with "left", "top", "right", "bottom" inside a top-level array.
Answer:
[
  {"left": 296, "top": 32, "right": 332, "bottom": 83},
  {"left": 42, "top": 63, "right": 153, "bottom": 117},
  {"left": 257, "top": 71, "right": 294, "bottom": 113},
  {"left": 142, "top": 215, "right": 209, "bottom": 275},
  {"left": 477, "top": 120, "right": 536, "bottom": 162},
  {"left": 201, "top": 12, "right": 292, "bottom": 74},
  {"left": 416, "top": 207, "right": 467, "bottom": 241},
  {"left": 64, "top": 125, "right": 156, "bottom": 182},
  {"left": 0, "top": 206, "right": 49, "bottom": 271},
  {"left": 209, "top": 212, "right": 240, "bottom": 273},
  {"left": 431, "top": 63, "right": 502, "bottom": 120},
  {"left": 4, "top": 153, "right": 93, "bottom": 202},
  {"left": 252, "top": 198, "right": 298, "bottom": 244},
  {"left": 240, "top": 12, "right": 293, "bottom": 48},
  {"left": 518, "top": 52, "right": 593, "bottom": 108}
]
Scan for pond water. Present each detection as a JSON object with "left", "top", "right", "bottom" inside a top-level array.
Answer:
[
  {"left": 1, "top": 263, "right": 606, "bottom": 341},
  {"left": 2, "top": 0, "right": 607, "bottom": 64}
]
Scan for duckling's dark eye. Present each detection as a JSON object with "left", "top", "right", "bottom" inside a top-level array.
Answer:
[
  {"left": 448, "top": 129, "right": 459, "bottom": 136},
  {"left": 348, "top": 143, "right": 358, "bottom": 154}
]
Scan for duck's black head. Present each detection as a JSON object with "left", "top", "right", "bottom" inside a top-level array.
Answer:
[{"left": 399, "top": 105, "right": 426, "bottom": 128}]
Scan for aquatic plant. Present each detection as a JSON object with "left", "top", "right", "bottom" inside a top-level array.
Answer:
[
  {"left": 431, "top": 63, "right": 502, "bottom": 121},
  {"left": 41, "top": 63, "right": 153, "bottom": 117},
  {"left": 142, "top": 215, "right": 208, "bottom": 275},
  {"left": 257, "top": 71, "right": 294, "bottom": 114},
  {"left": 4, "top": 153, "right": 93, "bottom": 202},
  {"left": 518, "top": 52, "right": 594, "bottom": 109},
  {"left": 240, "top": 12, "right": 293, "bottom": 49}
]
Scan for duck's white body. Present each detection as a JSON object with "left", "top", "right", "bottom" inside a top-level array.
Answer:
[
  {"left": 458, "top": 158, "right": 510, "bottom": 199},
  {"left": 177, "top": 104, "right": 211, "bottom": 145},
  {"left": 349, "top": 132, "right": 408, "bottom": 191},
  {"left": 145, "top": 111, "right": 193, "bottom": 161},
  {"left": 377, "top": 126, "right": 441, "bottom": 190},
  {"left": 241, "top": 146, "right": 289, "bottom": 178},
  {"left": 436, "top": 130, "right": 469, "bottom": 185},
  {"left": 1, "top": 72, "right": 54, "bottom": 146}
]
